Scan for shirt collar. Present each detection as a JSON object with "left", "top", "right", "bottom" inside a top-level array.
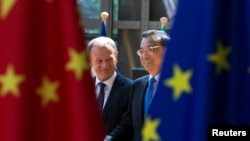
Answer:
[
  {"left": 95, "top": 71, "right": 117, "bottom": 88},
  {"left": 149, "top": 74, "right": 160, "bottom": 82}
]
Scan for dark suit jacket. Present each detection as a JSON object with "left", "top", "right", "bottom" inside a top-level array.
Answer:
[
  {"left": 110, "top": 75, "right": 150, "bottom": 141},
  {"left": 100, "top": 72, "right": 133, "bottom": 141}
]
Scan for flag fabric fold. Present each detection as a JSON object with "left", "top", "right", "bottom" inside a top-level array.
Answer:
[
  {"left": 100, "top": 20, "right": 107, "bottom": 36},
  {"left": 144, "top": 0, "right": 250, "bottom": 141},
  {"left": 162, "top": 0, "right": 178, "bottom": 21},
  {"left": 0, "top": 0, "right": 105, "bottom": 141}
]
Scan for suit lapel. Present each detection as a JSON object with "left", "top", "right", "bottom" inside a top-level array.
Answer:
[
  {"left": 102, "top": 74, "right": 121, "bottom": 120},
  {"left": 137, "top": 75, "right": 149, "bottom": 124}
]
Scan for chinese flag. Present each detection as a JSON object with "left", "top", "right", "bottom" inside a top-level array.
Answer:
[{"left": 0, "top": 0, "right": 105, "bottom": 141}]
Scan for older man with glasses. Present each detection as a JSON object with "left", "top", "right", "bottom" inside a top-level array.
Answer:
[{"left": 106, "top": 30, "right": 170, "bottom": 141}]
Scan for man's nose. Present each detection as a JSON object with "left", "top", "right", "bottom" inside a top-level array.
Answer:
[{"left": 101, "top": 62, "right": 109, "bottom": 68}]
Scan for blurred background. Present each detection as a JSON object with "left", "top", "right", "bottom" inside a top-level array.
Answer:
[{"left": 77, "top": 0, "right": 176, "bottom": 79}]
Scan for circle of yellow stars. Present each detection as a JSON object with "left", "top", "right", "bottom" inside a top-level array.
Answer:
[
  {"left": 141, "top": 40, "right": 237, "bottom": 141},
  {"left": 163, "top": 40, "right": 234, "bottom": 101}
]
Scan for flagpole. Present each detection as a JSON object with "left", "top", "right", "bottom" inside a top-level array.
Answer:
[{"left": 100, "top": 11, "right": 109, "bottom": 36}]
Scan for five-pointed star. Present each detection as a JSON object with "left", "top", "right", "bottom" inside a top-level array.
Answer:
[
  {"left": 65, "top": 48, "right": 89, "bottom": 81},
  {"left": 142, "top": 116, "right": 161, "bottom": 141},
  {"left": 0, "top": 0, "right": 16, "bottom": 20},
  {"left": 0, "top": 64, "right": 25, "bottom": 97},
  {"left": 207, "top": 41, "right": 231, "bottom": 75},
  {"left": 165, "top": 64, "right": 193, "bottom": 101},
  {"left": 36, "top": 76, "right": 60, "bottom": 107}
]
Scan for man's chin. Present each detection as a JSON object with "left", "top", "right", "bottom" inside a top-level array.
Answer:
[{"left": 97, "top": 74, "right": 112, "bottom": 81}]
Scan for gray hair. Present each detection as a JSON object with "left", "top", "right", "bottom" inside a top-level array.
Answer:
[{"left": 87, "top": 36, "right": 117, "bottom": 55}]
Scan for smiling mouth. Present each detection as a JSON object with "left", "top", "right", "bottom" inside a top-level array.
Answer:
[{"left": 144, "top": 61, "right": 152, "bottom": 65}]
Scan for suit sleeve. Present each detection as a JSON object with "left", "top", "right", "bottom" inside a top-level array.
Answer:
[{"left": 107, "top": 84, "right": 134, "bottom": 141}]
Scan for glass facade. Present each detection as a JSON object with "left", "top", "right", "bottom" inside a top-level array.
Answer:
[{"left": 78, "top": 0, "right": 168, "bottom": 79}]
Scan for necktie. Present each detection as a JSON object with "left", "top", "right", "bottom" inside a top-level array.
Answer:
[
  {"left": 98, "top": 82, "right": 105, "bottom": 110},
  {"left": 144, "top": 77, "right": 156, "bottom": 116}
]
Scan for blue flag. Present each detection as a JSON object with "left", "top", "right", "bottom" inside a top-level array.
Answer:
[
  {"left": 142, "top": 0, "right": 250, "bottom": 141},
  {"left": 99, "top": 21, "right": 107, "bottom": 36}
]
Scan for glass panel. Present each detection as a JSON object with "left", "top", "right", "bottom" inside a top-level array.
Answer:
[
  {"left": 116, "top": 0, "right": 142, "bottom": 77},
  {"left": 117, "top": 29, "right": 141, "bottom": 78},
  {"left": 149, "top": 0, "right": 168, "bottom": 21},
  {"left": 85, "top": 28, "right": 100, "bottom": 34},
  {"left": 113, "top": 0, "right": 118, "bottom": 21},
  {"left": 77, "top": 0, "right": 101, "bottom": 19},
  {"left": 118, "top": 1, "right": 141, "bottom": 21}
]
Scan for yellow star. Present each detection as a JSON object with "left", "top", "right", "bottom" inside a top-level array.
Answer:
[
  {"left": 65, "top": 48, "right": 89, "bottom": 81},
  {"left": 36, "top": 76, "right": 60, "bottom": 107},
  {"left": 207, "top": 41, "right": 231, "bottom": 75},
  {"left": 142, "top": 116, "right": 161, "bottom": 141},
  {"left": 165, "top": 64, "right": 193, "bottom": 101},
  {"left": 0, "top": 0, "right": 16, "bottom": 20},
  {"left": 0, "top": 64, "right": 25, "bottom": 97}
]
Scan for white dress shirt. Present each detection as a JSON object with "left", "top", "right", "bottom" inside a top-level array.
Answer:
[
  {"left": 95, "top": 71, "right": 117, "bottom": 109},
  {"left": 148, "top": 74, "right": 160, "bottom": 98}
]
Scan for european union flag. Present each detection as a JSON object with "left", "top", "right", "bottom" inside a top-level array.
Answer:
[
  {"left": 142, "top": 0, "right": 250, "bottom": 141},
  {"left": 100, "top": 21, "right": 107, "bottom": 36}
]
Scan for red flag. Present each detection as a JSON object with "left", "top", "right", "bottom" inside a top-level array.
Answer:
[{"left": 0, "top": 0, "right": 105, "bottom": 141}]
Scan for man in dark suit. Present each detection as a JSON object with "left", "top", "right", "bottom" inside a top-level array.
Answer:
[
  {"left": 87, "top": 36, "right": 133, "bottom": 141},
  {"left": 107, "top": 30, "right": 170, "bottom": 141}
]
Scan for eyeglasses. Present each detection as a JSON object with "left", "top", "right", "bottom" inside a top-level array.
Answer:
[{"left": 136, "top": 46, "right": 162, "bottom": 56}]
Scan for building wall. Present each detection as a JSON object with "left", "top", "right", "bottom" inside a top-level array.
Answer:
[{"left": 79, "top": 0, "right": 169, "bottom": 79}]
